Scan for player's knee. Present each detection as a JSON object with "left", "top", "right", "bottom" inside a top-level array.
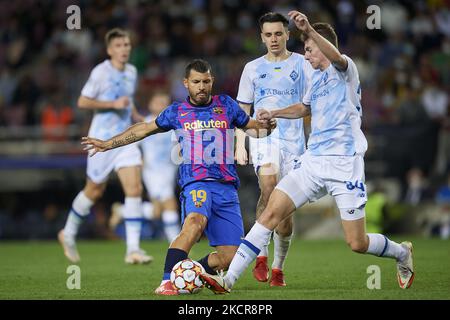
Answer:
[
  {"left": 124, "top": 183, "right": 143, "bottom": 197},
  {"left": 181, "top": 214, "right": 205, "bottom": 239},
  {"left": 84, "top": 186, "right": 104, "bottom": 201},
  {"left": 347, "top": 239, "right": 368, "bottom": 253}
]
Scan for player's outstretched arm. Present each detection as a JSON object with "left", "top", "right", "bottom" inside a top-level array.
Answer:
[
  {"left": 288, "top": 10, "right": 347, "bottom": 71},
  {"left": 81, "top": 120, "right": 164, "bottom": 156},
  {"left": 243, "top": 118, "right": 276, "bottom": 138},
  {"left": 78, "top": 95, "right": 130, "bottom": 110},
  {"left": 257, "top": 103, "right": 310, "bottom": 121}
]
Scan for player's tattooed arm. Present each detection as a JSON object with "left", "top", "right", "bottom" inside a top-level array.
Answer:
[
  {"left": 257, "top": 103, "right": 311, "bottom": 121},
  {"left": 110, "top": 132, "right": 139, "bottom": 148},
  {"left": 81, "top": 120, "right": 164, "bottom": 156}
]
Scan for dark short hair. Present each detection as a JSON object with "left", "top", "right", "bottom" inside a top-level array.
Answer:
[
  {"left": 105, "top": 28, "right": 130, "bottom": 47},
  {"left": 184, "top": 59, "right": 212, "bottom": 78},
  {"left": 259, "top": 12, "right": 289, "bottom": 30},
  {"left": 300, "top": 22, "right": 338, "bottom": 48}
]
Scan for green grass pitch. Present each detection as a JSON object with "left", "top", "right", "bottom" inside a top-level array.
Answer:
[{"left": 0, "top": 237, "right": 449, "bottom": 300}]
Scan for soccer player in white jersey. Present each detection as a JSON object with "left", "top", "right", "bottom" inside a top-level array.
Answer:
[
  {"left": 201, "top": 11, "right": 414, "bottom": 293},
  {"left": 109, "top": 92, "right": 181, "bottom": 243},
  {"left": 235, "top": 12, "right": 313, "bottom": 286},
  {"left": 58, "top": 28, "right": 152, "bottom": 265}
]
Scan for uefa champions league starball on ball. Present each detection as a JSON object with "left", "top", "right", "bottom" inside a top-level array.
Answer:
[{"left": 170, "top": 258, "right": 205, "bottom": 294}]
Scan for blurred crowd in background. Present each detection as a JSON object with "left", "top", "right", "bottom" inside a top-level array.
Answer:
[{"left": 0, "top": 0, "right": 449, "bottom": 240}]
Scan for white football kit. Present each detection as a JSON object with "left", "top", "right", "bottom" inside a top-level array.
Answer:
[
  {"left": 237, "top": 53, "right": 314, "bottom": 178},
  {"left": 81, "top": 60, "right": 142, "bottom": 183},
  {"left": 276, "top": 55, "right": 368, "bottom": 220},
  {"left": 140, "top": 115, "right": 178, "bottom": 201}
]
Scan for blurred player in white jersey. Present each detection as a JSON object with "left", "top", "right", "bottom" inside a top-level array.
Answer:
[
  {"left": 110, "top": 92, "right": 181, "bottom": 243},
  {"left": 201, "top": 12, "right": 414, "bottom": 294},
  {"left": 235, "top": 12, "right": 313, "bottom": 286},
  {"left": 141, "top": 92, "right": 180, "bottom": 242},
  {"left": 58, "top": 28, "right": 152, "bottom": 265}
]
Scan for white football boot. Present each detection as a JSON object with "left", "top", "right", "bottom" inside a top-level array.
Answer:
[
  {"left": 58, "top": 230, "right": 80, "bottom": 263},
  {"left": 397, "top": 241, "right": 414, "bottom": 289},
  {"left": 125, "top": 249, "right": 154, "bottom": 265}
]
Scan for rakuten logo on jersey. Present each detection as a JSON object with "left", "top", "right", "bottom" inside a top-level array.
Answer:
[{"left": 183, "top": 119, "right": 228, "bottom": 131}]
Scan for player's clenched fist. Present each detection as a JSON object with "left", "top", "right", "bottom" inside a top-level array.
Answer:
[
  {"left": 256, "top": 109, "right": 273, "bottom": 122},
  {"left": 113, "top": 96, "right": 130, "bottom": 109},
  {"left": 288, "top": 11, "right": 312, "bottom": 34}
]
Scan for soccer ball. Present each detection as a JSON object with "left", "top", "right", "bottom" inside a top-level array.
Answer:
[{"left": 170, "top": 258, "right": 205, "bottom": 294}]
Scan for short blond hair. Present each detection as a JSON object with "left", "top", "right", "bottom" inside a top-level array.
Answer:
[{"left": 104, "top": 28, "right": 130, "bottom": 47}]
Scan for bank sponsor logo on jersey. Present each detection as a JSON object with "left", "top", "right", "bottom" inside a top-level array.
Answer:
[
  {"left": 311, "top": 89, "right": 330, "bottom": 101},
  {"left": 259, "top": 88, "right": 299, "bottom": 96}
]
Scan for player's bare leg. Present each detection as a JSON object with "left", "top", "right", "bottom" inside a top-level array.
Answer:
[
  {"left": 202, "top": 189, "right": 296, "bottom": 293},
  {"left": 203, "top": 245, "right": 238, "bottom": 272},
  {"left": 199, "top": 245, "right": 237, "bottom": 294},
  {"left": 117, "top": 166, "right": 152, "bottom": 264},
  {"left": 155, "top": 212, "right": 207, "bottom": 295},
  {"left": 253, "top": 165, "right": 278, "bottom": 282},
  {"left": 160, "top": 197, "right": 181, "bottom": 243},
  {"left": 341, "top": 214, "right": 414, "bottom": 289},
  {"left": 270, "top": 214, "right": 293, "bottom": 286},
  {"left": 59, "top": 179, "right": 106, "bottom": 263},
  {"left": 341, "top": 217, "right": 369, "bottom": 253}
]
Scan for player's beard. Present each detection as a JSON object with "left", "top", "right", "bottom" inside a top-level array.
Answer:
[{"left": 190, "top": 91, "right": 210, "bottom": 105}]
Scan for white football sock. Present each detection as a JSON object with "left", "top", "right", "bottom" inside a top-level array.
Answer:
[
  {"left": 272, "top": 231, "right": 292, "bottom": 270},
  {"left": 257, "top": 232, "right": 271, "bottom": 258},
  {"left": 224, "top": 222, "right": 272, "bottom": 288},
  {"left": 162, "top": 210, "right": 180, "bottom": 243},
  {"left": 123, "top": 197, "right": 143, "bottom": 254},
  {"left": 366, "top": 233, "right": 408, "bottom": 261},
  {"left": 63, "top": 191, "right": 94, "bottom": 243},
  {"left": 142, "top": 201, "right": 154, "bottom": 220}
]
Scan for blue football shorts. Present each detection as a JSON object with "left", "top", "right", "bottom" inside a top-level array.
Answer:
[{"left": 180, "top": 181, "right": 244, "bottom": 247}]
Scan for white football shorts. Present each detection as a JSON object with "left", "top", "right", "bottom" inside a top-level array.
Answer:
[
  {"left": 142, "top": 164, "right": 177, "bottom": 201},
  {"left": 249, "top": 137, "right": 302, "bottom": 179},
  {"left": 276, "top": 151, "right": 368, "bottom": 221},
  {"left": 87, "top": 144, "right": 142, "bottom": 184}
]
